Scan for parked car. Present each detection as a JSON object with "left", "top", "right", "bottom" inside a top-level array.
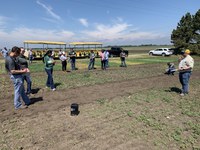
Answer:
[
  {"left": 149, "top": 48, "right": 173, "bottom": 56},
  {"left": 108, "top": 47, "right": 129, "bottom": 57}
]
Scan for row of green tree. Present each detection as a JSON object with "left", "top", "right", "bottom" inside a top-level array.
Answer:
[{"left": 171, "top": 9, "right": 200, "bottom": 54}]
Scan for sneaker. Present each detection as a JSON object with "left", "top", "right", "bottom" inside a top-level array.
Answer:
[
  {"left": 180, "top": 93, "right": 185, "bottom": 96},
  {"left": 52, "top": 88, "right": 56, "bottom": 91},
  {"left": 17, "top": 105, "right": 28, "bottom": 110}
]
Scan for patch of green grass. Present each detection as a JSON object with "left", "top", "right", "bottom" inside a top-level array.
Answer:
[
  {"left": 171, "top": 128, "right": 183, "bottom": 142},
  {"left": 83, "top": 72, "right": 91, "bottom": 78},
  {"left": 161, "top": 97, "right": 172, "bottom": 103},
  {"left": 29, "top": 61, "right": 62, "bottom": 72},
  {"left": 179, "top": 99, "right": 200, "bottom": 117},
  {"left": 96, "top": 98, "right": 106, "bottom": 105},
  {"left": 186, "top": 121, "right": 200, "bottom": 138},
  {"left": 128, "top": 57, "right": 176, "bottom": 64},
  {"left": 127, "top": 111, "right": 134, "bottom": 117},
  {"left": 84, "top": 77, "right": 200, "bottom": 149},
  {"left": 30, "top": 62, "right": 167, "bottom": 90},
  {"left": 136, "top": 114, "right": 165, "bottom": 131},
  {"left": 0, "top": 147, "right": 9, "bottom": 150}
]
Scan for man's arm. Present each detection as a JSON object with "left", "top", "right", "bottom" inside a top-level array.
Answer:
[
  {"left": 7, "top": 57, "right": 27, "bottom": 74},
  {"left": 10, "top": 69, "right": 27, "bottom": 74}
]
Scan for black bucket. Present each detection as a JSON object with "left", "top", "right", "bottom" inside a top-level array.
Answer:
[{"left": 70, "top": 103, "right": 79, "bottom": 116}]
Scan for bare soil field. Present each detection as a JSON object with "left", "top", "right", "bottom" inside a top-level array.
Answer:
[{"left": 0, "top": 62, "right": 200, "bottom": 150}]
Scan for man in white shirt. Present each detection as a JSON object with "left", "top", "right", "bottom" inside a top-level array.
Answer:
[{"left": 60, "top": 52, "right": 67, "bottom": 71}]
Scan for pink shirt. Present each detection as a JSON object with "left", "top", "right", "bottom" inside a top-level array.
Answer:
[{"left": 99, "top": 52, "right": 104, "bottom": 61}]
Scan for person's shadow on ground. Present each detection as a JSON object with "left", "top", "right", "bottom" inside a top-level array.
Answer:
[
  {"left": 55, "top": 83, "right": 62, "bottom": 88},
  {"left": 165, "top": 87, "right": 182, "bottom": 93},
  {"left": 31, "top": 88, "right": 41, "bottom": 94},
  {"left": 30, "top": 97, "right": 43, "bottom": 105}
]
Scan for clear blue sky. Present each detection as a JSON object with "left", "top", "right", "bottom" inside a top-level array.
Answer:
[{"left": 0, "top": 0, "right": 199, "bottom": 48}]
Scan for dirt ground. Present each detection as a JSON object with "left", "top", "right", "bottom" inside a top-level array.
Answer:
[{"left": 0, "top": 65, "right": 200, "bottom": 150}]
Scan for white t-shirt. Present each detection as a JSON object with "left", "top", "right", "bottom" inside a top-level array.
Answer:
[{"left": 60, "top": 55, "right": 67, "bottom": 61}]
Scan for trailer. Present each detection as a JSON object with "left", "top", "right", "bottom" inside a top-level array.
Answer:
[
  {"left": 24, "top": 40, "right": 67, "bottom": 59},
  {"left": 69, "top": 42, "right": 102, "bottom": 58}
]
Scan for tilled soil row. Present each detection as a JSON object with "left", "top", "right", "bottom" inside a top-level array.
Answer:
[{"left": 1, "top": 70, "right": 199, "bottom": 121}]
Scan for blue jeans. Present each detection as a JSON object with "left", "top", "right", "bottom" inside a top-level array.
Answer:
[
  {"left": 105, "top": 59, "right": 109, "bottom": 68},
  {"left": 88, "top": 59, "right": 95, "bottom": 70},
  {"left": 101, "top": 60, "right": 106, "bottom": 70},
  {"left": 10, "top": 75, "right": 31, "bottom": 109},
  {"left": 70, "top": 59, "right": 76, "bottom": 70},
  {"left": 120, "top": 58, "right": 127, "bottom": 67},
  {"left": 179, "top": 72, "right": 191, "bottom": 94},
  {"left": 22, "top": 73, "right": 32, "bottom": 94},
  {"left": 61, "top": 60, "right": 67, "bottom": 71},
  {"left": 29, "top": 55, "right": 33, "bottom": 64},
  {"left": 45, "top": 68, "right": 55, "bottom": 89}
]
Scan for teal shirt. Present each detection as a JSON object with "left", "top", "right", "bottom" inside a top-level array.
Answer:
[{"left": 44, "top": 55, "right": 54, "bottom": 69}]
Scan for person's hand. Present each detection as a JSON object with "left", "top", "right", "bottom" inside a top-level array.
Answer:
[
  {"left": 178, "top": 67, "right": 184, "bottom": 71},
  {"left": 22, "top": 68, "right": 27, "bottom": 73},
  {"left": 26, "top": 68, "right": 30, "bottom": 72},
  {"left": 53, "top": 61, "right": 56, "bottom": 65}
]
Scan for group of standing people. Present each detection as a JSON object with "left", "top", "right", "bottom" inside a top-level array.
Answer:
[
  {"left": 58, "top": 48, "right": 77, "bottom": 72},
  {"left": 4, "top": 46, "right": 193, "bottom": 110},
  {"left": 100, "top": 49, "right": 127, "bottom": 69},
  {"left": 5, "top": 47, "right": 32, "bottom": 109},
  {"left": 4, "top": 47, "right": 58, "bottom": 109},
  {"left": 58, "top": 48, "right": 127, "bottom": 71},
  {"left": 4, "top": 47, "right": 128, "bottom": 110},
  {"left": 99, "top": 50, "right": 110, "bottom": 70}
]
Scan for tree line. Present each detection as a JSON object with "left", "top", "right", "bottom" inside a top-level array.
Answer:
[{"left": 171, "top": 9, "right": 200, "bottom": 54}]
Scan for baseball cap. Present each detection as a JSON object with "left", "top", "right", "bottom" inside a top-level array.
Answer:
[{"left": 184, "top": 49, "right": 190, "bottom": 54}]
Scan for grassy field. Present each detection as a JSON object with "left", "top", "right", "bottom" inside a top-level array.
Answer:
[
  {"left": 0, "top": 54, "right": 177, "bottom": 74},
  {"left": 0, "top": 53, "right": 199, "bottom": 150},
  {"left": 0, "top": 54, "right": 181, "bottom": 91},
  {"left": 120, "top": 45, "right": 174, "bottom": 54},
  {"left": 87, "top": 81, "right": 200, "bottom": 149},
  {"left": 0, "top": 54, "right": 199, "bottom": 92}
]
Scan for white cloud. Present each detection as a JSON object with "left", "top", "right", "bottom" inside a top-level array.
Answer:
[
  {"left": 79, "top": 18, "right": 89, "bottom": 27},
  {"left": 0, "top": 16, "right": 9, "bottom": 30},
  {"left": 11, "top": 27, "right": 74, "bottom": 40},
  {"left": 0, "top": 16, "right": 5, "bottom": 26},
  {"left": 82, "top": 23, "right": 131, "bottom": 39},
  {"left": 36, "top": 0, "right": 61, "bottom": 21},
  {"left": 81, "top": 21, "right": 168, "bottom": 45},
  {"left": 0, "top": 27, "right": 75, "bottom": 48},
  {"left": 0, "top": 17, "right": 170, "bottom": 48}
]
